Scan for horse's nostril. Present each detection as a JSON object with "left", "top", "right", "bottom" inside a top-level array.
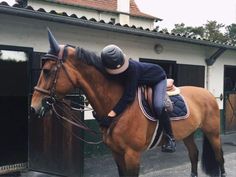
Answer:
[{"left": 30, "top": 106, "right": 36, "bottom": 118}]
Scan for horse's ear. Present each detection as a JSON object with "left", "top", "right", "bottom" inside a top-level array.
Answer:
[{"left": 47, "top": 28, "right": 60, "bottom": 55}]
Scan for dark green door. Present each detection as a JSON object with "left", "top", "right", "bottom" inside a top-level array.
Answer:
[
  {"left": 224, "top": 65, "right": 236, "bottom": 133},
  {"left": 0, "top": 47, "right": 30, "bottom": 175},
  {"left": 29, "top": 52, "right": 84, "bottom": 177},
  {"left": 176, "top": 64, "right": 205, "bottom": 87}
]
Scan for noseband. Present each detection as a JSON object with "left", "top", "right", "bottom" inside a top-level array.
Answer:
[{"left": 34, "top": 45, "right": 76, "bottom": 98}]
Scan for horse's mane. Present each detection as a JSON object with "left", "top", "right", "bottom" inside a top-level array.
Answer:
[{"left": 76, "top": 47, "right": 106, "bottom": 74}]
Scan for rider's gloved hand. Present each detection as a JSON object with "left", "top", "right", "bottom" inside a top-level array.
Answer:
[{"left": 92, "top": 111, "right": 114, "bottom": 127}]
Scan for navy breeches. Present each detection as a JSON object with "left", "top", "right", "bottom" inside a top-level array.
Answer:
[{"left": 152, "top": 78, "right": 167, "bottom": 116}]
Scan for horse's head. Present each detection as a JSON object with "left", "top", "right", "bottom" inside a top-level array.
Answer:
[
  {"left": 31, "top": 29, "right": 122, "bottom": 119},
  {"left": 30, "top": 29, "right": 78, "bottom": 118}
]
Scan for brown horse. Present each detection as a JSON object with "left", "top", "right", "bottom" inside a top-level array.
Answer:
[{"left": 30, "top": 30, "right": 226, "bottom": 177}]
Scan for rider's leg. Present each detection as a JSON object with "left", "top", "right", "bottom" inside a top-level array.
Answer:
[
  {"left": 153, "top": 79, "right": 176, "bottom": 152},
  {"left": 159, "top": 109, "right": 176, "bottom": 152}
]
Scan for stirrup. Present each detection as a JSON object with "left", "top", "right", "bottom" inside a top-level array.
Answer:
[{"left": 161, "top": 135, "right": 176, "bottom": 153}]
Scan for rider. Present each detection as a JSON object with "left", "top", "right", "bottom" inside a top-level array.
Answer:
[{"left": 99, "top": 44, "right": 176, "bottom": 153}]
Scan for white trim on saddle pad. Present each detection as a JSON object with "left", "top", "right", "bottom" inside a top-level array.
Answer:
[
  {"left": 137, "top": 88, "right": 163, "bottom": 150},
  {"left": 138, "top": 88, "right": 156, "bottom": 122},
  {"left": 146, "top": 123, "right": 163, "bottom": 150},
  {"left": 138, "top": 87, "right": 190, "bottom": 121},
  {"left": 137, "top": 87, "right": 189, "bottom": 150}
]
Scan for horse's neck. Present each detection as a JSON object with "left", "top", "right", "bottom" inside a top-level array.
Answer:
[{"left": 76, "top": 63, "right": 123, "bottom": 117}]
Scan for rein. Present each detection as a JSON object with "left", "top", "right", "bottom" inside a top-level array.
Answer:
[
  {"left": 51, "top": 99, "right": 103, "bottom": 145},
  {"left": 34, "top": 45, "right": 103, "bottom": 145}
]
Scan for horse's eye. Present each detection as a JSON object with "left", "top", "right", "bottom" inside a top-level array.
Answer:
[{"left": 43, "top": 68, "right": 50, "bottom": 75}]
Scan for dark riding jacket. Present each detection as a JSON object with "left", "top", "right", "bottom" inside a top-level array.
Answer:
[{"left": 111, "top": 59, "right": 166, "bottom": 115}]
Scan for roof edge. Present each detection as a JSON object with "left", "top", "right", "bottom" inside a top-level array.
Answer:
[{"left": 0, "top": 4, "right": 235, "bottom": 51}]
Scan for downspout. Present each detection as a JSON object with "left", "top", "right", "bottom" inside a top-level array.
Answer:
[
  {"left": 205, "top": 47, "right": 226, "bottom": 66},
  {"left": 205, "top": 47, "right": 226, "bottom": 100},
  {"left": 206, "top": 65, "right": 210, "bottom": 90}
]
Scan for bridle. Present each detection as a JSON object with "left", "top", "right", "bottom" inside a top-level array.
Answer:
[
  {"left": 34, "top": 45, "right": 76, "bottom": 98},
  {"left": 33, "top": 45, "right": 102, "bottom": 144}
]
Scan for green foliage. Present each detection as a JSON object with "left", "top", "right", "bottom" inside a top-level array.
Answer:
[
  {"left": 160, "top": 27, "right": 169, "bottom": 33},
  {"left": 203, "top": 21, "right": 228, "bottom": 42},
  {"left": 171, "top": 23, "right": 204, "bottom": 38},
  {"left": 161, "top": 20, "right": 236, "bottom": 45},
  {"left": 225, "top": 23, "right": 236, "bottom": 44}
]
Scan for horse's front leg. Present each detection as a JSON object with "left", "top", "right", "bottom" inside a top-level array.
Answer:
[
  {"left": 124, "top": 149, "right": 141, "bottom": 177},
  {"left": 112, "top": 149, "right": 141, "bottom": 177},
  {"left": 112, "top": 151, "right": 126, "bottom": 177},
  {"left": 183, "top": 133, "right": 199, "bottom": 177}
]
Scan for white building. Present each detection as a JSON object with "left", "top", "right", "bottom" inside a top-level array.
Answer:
[
  {"left": 0, "top": 0, "right": 235, "bottom": 176},
  {"left": 28, "top": 0, "right": 160, "bottom": 29}
]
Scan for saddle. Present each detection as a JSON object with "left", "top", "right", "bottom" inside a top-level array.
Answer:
[
  {"left": 138, "top": 79, "right": 189, "bottom": 121},
  {"left": 139, "top": 79, "right": 189, "bottom": 150}
]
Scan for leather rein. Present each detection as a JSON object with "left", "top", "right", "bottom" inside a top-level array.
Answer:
[{"left": 34, "top": 45, "right": 102, "bottom": 144}]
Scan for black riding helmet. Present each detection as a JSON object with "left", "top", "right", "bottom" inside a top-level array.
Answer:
[{"left": 101, "top": 44, "right": 129, "bottom": 74}]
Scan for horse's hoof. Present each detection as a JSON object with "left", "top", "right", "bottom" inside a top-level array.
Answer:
[{"left": 190, "top": 172, "right": 197, "bottom": 177}]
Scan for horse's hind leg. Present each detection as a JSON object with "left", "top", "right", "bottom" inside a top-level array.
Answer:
[
  {"left": 202, "top": 133, "right": 225, "bottom": 177},
  {"left": 201, "top": 112, "right": 225, "bottom": 176},
  {"left": 183, "top": 133, "right": 199, "bottom": 177}
]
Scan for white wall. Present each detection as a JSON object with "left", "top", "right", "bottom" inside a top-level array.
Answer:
[
  {"left": 1, "top": 13, "right": 236, "bottom": 115},
  {"left": 28, "top": 0, "right": 154, "bottom": 29},
  {"left": 130, "top": 17, "right": 154, "bottom": 29},
  {"left": 207, "top": 51, "right": 236, "bottom": 108},
  {"left": 29, "top": 1, "right": 99, "bottom": 20}
]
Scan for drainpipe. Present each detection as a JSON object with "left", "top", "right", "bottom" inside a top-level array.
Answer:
[
  {"left": 205, "top": 47, "right": 226, "bottom": 99},
  {"left": 206, "top": 65, "right": 210, "bottom": 90},
  {"left": 205, "top": 48, "right": 226, "bottom": 66}
]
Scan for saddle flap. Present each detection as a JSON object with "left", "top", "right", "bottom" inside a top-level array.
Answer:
[{"left": 143, "top": 86, "right": 153, "bottom": 107}]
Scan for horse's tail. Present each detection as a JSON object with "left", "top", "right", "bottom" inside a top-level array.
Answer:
[{"left": 201, "top": 135, "right": 220, "bottom": 176}]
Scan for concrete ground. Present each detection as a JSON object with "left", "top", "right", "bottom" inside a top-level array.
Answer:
[
  {"left": 2, "top": 133, "right": 235, "bottom": 177},
  {"left": 84, "top": 133, "right": 236, "bottom": 177}
]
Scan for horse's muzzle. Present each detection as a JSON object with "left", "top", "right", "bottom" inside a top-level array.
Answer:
[
  {"left": 30, "top": 105, "right": 48, "bottom": 119},
  {"left": 30, "top": 106, "right": 36, "bottom": 118}
]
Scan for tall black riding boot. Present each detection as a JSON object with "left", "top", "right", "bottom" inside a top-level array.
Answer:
[{"left": 160, "top": 110, "right": 176, "bottom": 152}]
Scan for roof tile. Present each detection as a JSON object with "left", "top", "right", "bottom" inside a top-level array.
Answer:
[{"left": 0, "top": 1, "right": 235, "bottom": 48}]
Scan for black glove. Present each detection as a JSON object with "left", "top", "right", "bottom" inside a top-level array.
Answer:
[
  {"left": 92, "top": 111, "right": 99, "bottom": 120},
  {"left": 92, "top": 111, "right": 114, "bottom": 127}
]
